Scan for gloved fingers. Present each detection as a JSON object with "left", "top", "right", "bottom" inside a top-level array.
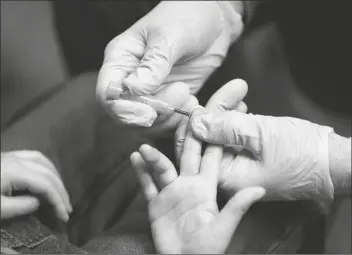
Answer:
[
  {"left": 139, "top": 144, "right": 178, "bottom": 189},
  {"left": 96, "top": 32, "right": 145, "bottom": 103},
  {"left": 205, "top": 78, "right": 248, "bottom": 113},
  {"left": 109, "top": 100, "right": 158, "bottom": 127},
  {"left": 212, "top": 187, "right": 265, "bottom": 244},
  {"left": 191, "top": 111, "right": 262, "bottom": 156},
  {"left": 195, "top": 79, "right": 247, "bottom": 182},
  {"left": 180, "top": 107, "right": 205, "bottom": 176},
  {"left": 234, "top": 101, "right": 248, "bottom": 113},
  {"left": 1, "top": 195, "right": 39, "bottom": 220},
  {"left": 174, "top": 95, "right": 199, "bottom": 166},
  {"left": 123, "top": 36, "right": 178, "bottom": 96},
  {"left": 108, "top": 81, "right": 190, "bottom": 128},
  {"left": 3, "top": 168, "right": 69, "bottom": 222},
  {"left": 130, "top": 152, "right": 159, "bottom": 202}
]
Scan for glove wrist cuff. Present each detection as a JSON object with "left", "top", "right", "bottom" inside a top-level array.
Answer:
[{"left": 312, "top": 125, "right": 335, "bottom": 212}]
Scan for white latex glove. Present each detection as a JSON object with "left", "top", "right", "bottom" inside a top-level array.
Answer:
[
  {"left": 190, "top": 82, "right": 335, "bottom": 209},
  {"left": 1, "top": 150, "right": 72, "bottom": 221},
  {"left": 175, "top": 79, "right": 248, "bottom": 164},
  {"left": 96, "top": 1, "right": 244, "bottom": 132}
]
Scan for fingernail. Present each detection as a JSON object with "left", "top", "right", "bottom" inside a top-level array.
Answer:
[
  {"left": 106, "top": 82, "right": 123, "bottom": 100},
  {"left": 191, "top": 115, "right": 208, "bottom": 139}
]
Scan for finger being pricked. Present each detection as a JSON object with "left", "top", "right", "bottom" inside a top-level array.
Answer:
[
  {"left": 179, "top": 106, "right": 206, "bottom": 176},
  {"left": 195, "top": 80, "right": 248, "bottom": 183}
]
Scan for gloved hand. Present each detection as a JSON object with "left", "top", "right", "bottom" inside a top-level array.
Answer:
[
  {"left": 190, "top": 80, "right": 335, "bottom": 209},
  {"left": 1, "top": 150, "right": 72, "bottom": 222},
  {"left": 96, "top": 1, "right": 244, "bottom": 133},
  {"left": 175, "top": 79, "right": 248, "bottom": 163}
]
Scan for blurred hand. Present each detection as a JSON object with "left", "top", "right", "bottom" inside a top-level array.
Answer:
[
  {"left": 130, "top": 118, "right": 264, "bottom": 253},
  {"left": 190, "top": 80, "right": 335, "bottom": 208},
  {"left": 1, "top": 150, "right": 72, "bottom": 222},
  {"left": 97, "top": 1, "right": 244, "bottom": 134}
]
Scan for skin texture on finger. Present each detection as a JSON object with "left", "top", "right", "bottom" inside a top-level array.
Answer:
[
  {"left": 3, "top": 169, "right": 69, "bottom": 222},
  {"left": 28, "top": 163, "right": 71, "bottom": 212},
  {"left": 1, "top": 195, "right": 39, "bottom": 220},
  {"left": 139, "top": 144, "right": 178, "bottom": 189},
  {"left": 196, "top": 80, "right": 248, "bottom": 182},
  {"left": 174, "top": 96, "right": 200, "bottom": 165},
  {"left": 179, "top": 107, "right": 205, "bottom": 176},
  {"left": 130, "top": 152, "right": 159, "bottom": 201},
  {"left": 211, "top": 187, "right": 266, "bottom": 252},
  {"left": 2, "top": 153, "right": 72, "bottom": 213}
]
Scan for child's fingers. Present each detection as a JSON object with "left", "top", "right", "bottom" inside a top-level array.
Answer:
[
  {"left": 180, "top": 107, "right": 206, "bottom": 176},
  {"left": 4, "top": 170, "right": 69, "bottom": 222},
  {"left": 139, "top": 144, "right": 178, "bottom": 189},
  {"left": 1, "top": 195, "right": 39, "bottom": 220},
  {"left": 130, "top": 152, "right": 159, "bottom": 201},
  {"left": 25, "top": 161, "right": 72, "bottom": 213}
]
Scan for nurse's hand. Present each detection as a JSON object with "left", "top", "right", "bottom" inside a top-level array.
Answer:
[
  {"left": 190, "top": 80, "right": 335, "bottom": 209},
  {"left": 96, "top": 1, "right": 244, "bottom": 133},
  {"left": 1, "top": 151, "right": 72, "bottom": 222}
]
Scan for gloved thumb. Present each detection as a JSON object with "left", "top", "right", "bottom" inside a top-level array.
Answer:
[
  {"left": 212, "top": 187, "right": 266, "bottom": 247},
  {"left": 1, "top": 195, "right": 40, "bottom": 220},
  {"left": 123, "top": 36, "right": 179, "bottom": 95},
  {"left": 191, "top": 111, "right": 263, "bottom": 157}
]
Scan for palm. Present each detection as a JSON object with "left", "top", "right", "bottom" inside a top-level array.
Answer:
[{"left": 149, "top": 177, "right": 219, "bottom": 254}]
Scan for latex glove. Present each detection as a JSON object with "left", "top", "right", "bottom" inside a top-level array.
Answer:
[
  {"left": 175, "top": 79, "right": 248, "bottom": 165},
  {"left": 130, "top": 124, "right": 265, "bottom": 253},
  {"left": 190, "top": 82, "right": 335, "bottom": 209},
  {"left": 97, "top": 1, "right": 244, "bottom": 132},
  {"left": 1, "top": 150, "right": 72, "bottom": 222}
]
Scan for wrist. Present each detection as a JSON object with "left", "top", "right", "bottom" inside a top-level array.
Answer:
[
  {"left": 328, "top": 133, "right": 351, "bottom": 195},
  {"left": 217, "top": 1, "right": 245, "bottom": 43}
]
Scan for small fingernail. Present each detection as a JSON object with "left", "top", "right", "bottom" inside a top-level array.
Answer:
[
  {"left": 190, "top": 105, "right": 207, "bottom": 116},
  {"left": 106, "top": 82, "right": 123, "bottom": 100},
  {"left": 191, "top": 115, "right": 208, "bottom": 139}
]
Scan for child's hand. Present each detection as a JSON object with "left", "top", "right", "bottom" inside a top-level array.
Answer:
[
  {"left": 131, "top": 120, "right": 265, "bottom": 254},
  {"left": 1, "top": 150, "right": 72, "bottom": 222}
]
